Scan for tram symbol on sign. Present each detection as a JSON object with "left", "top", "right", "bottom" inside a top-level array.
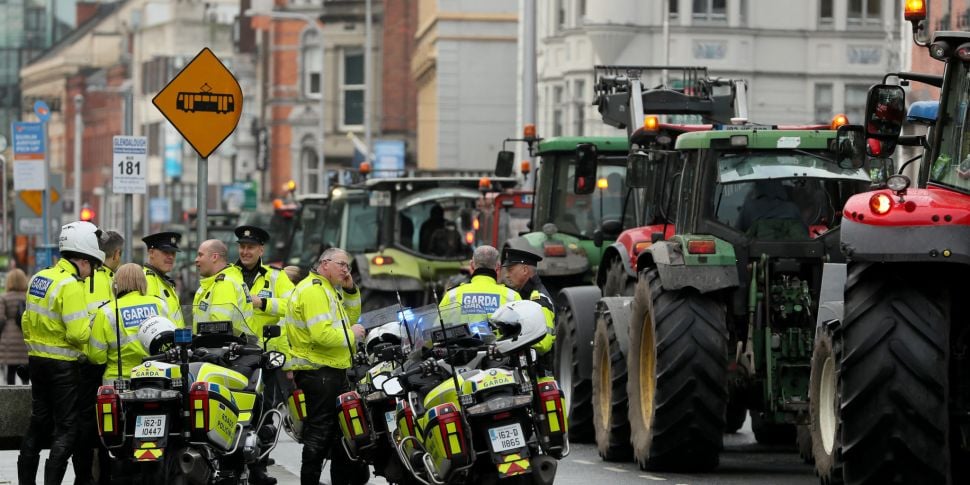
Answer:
[{"left": 176, "top": 83, "right": 235, "bottom": 114}]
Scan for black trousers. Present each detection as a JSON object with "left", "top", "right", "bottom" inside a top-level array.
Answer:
[
  {"left": 20, "top": 357, "right": 80, "bottom": 466},
  {"left": 294, "top": 366, "right": 369, "bottom": 485},
  {"left": 72, "top": 363, "right": 108, "bottom": 485}
]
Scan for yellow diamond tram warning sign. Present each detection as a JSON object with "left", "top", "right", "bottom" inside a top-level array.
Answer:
[{"left": 152, "top": 47, "right": 242, "bottom": 159}]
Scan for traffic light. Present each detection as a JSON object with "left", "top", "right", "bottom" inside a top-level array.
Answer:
[{"left": 80, "top": 204, "right": 95, "bottom": 222}]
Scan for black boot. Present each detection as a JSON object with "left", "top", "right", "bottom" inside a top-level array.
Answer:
[
  {"left": 18, "top": 454, "right": 40, "bottom": 485},
  {"left": 44, "top": 459, "right": 69, "bottom": 485},
  {"left": 300, "top": 445, "right": 326, "bottom": 485},
  {"left": 249, "top": 462, "right": 278, "bottom": 485}
]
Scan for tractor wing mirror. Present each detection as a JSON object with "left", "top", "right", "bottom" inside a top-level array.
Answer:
[
  {"left": 863, "top": 84, "right": 906, "bottom": 157},
  {"left": 495, "top": 151, "right": 515, "bottom": 177},
  {"left": 835, "top": 125, "right": 866, "bottom": 169},
  {"left": 574, "top": 143, "right": 599, "bottom": 195}
]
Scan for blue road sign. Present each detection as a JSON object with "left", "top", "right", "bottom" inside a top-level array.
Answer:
[
  {"left": 372, "top": 139, "right": 405, "bottom": 178},
  {"left": 33, "top": 100, "right": 51, "bottom": 122}
]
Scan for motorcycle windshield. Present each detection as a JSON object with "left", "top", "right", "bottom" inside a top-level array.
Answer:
[
  {"left": 182, "top": 303, "right": 250, "bottom": 346},
  {"left": 358, "top": 304, "right": 405, "bottom": 332},
  {"left": 398, "top": 303, "right": 491, "bottom": 351}
]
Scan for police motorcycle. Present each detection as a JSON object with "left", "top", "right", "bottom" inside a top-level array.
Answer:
[
  {"left": 377, "top": 300, "right": 568, "bottom": 485},
  {"left": 328, "top": 304, "right": 424, "bottom": 485},
  {"left": 95, "top": 304, "right": 287, "bottom": 485}
]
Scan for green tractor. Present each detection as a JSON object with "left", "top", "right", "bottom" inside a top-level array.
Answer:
[
  {"left": 295, "top": 176, "right": 516, "bottom": 312},
  {"left": 499, "top": 134, "right": 631, "bottom": 440},
  {"left": 615, "top": 126, "right": 871, "bottom": 471}
]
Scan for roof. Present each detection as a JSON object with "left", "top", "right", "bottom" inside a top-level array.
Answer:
[
  {"left": 675, "top": 129, "right": 836, "bottom": 150},
  {"left": 537, "top": 136, "right": 629, "bottom": 154},
  {"left": 363, "top": 176, "right": 518, "bottom": 190}
]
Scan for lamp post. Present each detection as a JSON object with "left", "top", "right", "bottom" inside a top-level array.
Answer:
[{"left": 245, "top": 8, "right": 326, "bottom": 193}]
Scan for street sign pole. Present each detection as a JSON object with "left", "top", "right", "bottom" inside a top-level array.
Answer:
[
  {"left": 0, "top": 154, "right": 6, "bottom": 253},
  {"left": 123, "top": 89, "right": 133, "bottom": 261},
  {"left": 198, "top": 156, "right": 207, "bottom": 244},
  {"left": 42, "top": 120, "right": 49, "bottom": 246}
]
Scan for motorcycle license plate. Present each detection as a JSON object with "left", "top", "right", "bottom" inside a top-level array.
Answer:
[
  {"left": 488, "top": 423, "right": 525, "bottom": 453},
  {"left": 134, "top": 415, "right": 167, "bottom": 438},
  {"left": 385, "top": 411, "right": 397, "bottom": 433}
]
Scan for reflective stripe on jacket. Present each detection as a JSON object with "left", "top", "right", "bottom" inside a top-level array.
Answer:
[
  {"left": 284, "top": 272, "right": 360, "bottom": 371},
  {"left": 193, "top": 265, "right": 255, "bottom": 337},
  {"left": 238, "top": 263, "right": 295, "bottom": 351},
  {"left": 22, "top": 259, "right": 90, "bottom": 361},
  {"left": 88, "top": 292, "right": 169, "bottom": 382}
]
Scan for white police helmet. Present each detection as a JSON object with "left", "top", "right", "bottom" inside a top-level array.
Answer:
[
  {"left": 489, "top": 300, "right": 547, "bottom": 355},
  {"left": 137, "top": 315, "right": 177, "bottom": 355},
  {"left": 58, "top": 221, "right": 105, "bottom": 263}
]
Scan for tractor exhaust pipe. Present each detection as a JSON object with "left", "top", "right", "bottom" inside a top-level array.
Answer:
[
  {"left": 530, "top": 455, "right": 557, "bottom": 485},
  {"left": 179, "top": 449, "right": 211, "bottom": 485}
]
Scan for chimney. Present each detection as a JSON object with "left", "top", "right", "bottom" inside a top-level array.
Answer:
[{"left": 76, "top": 2, "right": 99, "bottom": 28}]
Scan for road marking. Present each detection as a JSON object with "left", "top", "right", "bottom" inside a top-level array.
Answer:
[
  {"left": 573, "top": 459, "right": 595, "bottom": 465},
  {"left": 639, "top": 475, "right": 667, "bottom": 481},
  {"left": 603, "top": 466, "right": 628, "bottom": 473}
]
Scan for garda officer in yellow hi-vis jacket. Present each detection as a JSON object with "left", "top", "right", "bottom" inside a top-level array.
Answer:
[
  {"left": 233, "top": 225, "right": 294, "bottom": 349},
  {"left": 284, "top": 247, "right": 369, "bottom": 485},
  {"left": 142, "top": 232, "right": 185, "bottom": 327},
  {"left": 439, "top": 245, "right": 520, "bottom": 324},
  {"left": 233, "top": 225, "right": 294, "bottom": 485},
  {"left": 193, "top": 239, "right": 255, "bottom": 338},
  {"left": 88, "top": 263, "right": 169, "bottom": 383},
  {"left": 501, "top": 247, "right": 556, "bottom": 369},
  {"left": 18, "top": 221, "right": 105, "bottom": 485},
  {"left": 75, "top": 230, "right": 125, "bottom": 485}
]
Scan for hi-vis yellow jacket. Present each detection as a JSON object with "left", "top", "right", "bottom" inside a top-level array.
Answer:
[
  {"left": 144, "top": 265, "right": 184, "bottom": 328},
  {"left": 439, "top": 271, "right": 521, "bottom": 324},
  {"left": 22, "top": 259, "right": 91, "bottom": 361},
  {"left": 84, "top": 266, "right": 115, "bottom": 314},
  {"left": 193, "top": 265, "right": 256, "bottom": 338},
  {"left": 88, "top": 292, "right": 169, "bottom": 383},
  {"left": 237, "top": 262, "right": 295, "bottom": 352},
  {"left": 284, "top": 272, "right": 361, "bottom": 370}
]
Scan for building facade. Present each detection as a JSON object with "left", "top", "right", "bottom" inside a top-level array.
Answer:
[
  {"left": 536, "top": 0, "right": 905, "bottom": 138},
  {"left": 412, "top": 0, "right": 518, "bottom": 170}
]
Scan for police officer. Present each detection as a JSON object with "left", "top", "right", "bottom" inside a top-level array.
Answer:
[
  {"left": 142, "top": 232, "right": 184, "bottom": 327},
  {"left": 284, "top": 247, "right": 368, "bottom": 485},
  {"left": 74, "top": 230, "right": 124, "bottom": 485},
  {"left": 18, "top": 221, "right": 105, "bottom": 485},
  {"left": 193, "top": 239, "right": 255, "bottom": 337},
  {"left": 501, "top": 247, "right": 556, "bottom": 369},
  {"left": 233, "top": 225, "right": 294, "bottom": 485},
  {"left": 88, "top": 263, "right": 169, "bottom": 383},
  {"left": 234, "top": 225, "right": 294, "bottom": 347},
  {"left": 439, "top": 245, "right": 520, "bottom": 321}
]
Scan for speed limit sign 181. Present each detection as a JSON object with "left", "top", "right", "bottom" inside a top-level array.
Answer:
[{"left": 112, "top": 135, "right": 148, "bottom": 194}]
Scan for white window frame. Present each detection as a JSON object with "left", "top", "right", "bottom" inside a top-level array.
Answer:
[
  {"left": 818, "top": 0, "right": 834, "bottom": 28},
  {"left": 692, "top": 0, "right": 727, "bottom": 23},
  {"left": 847, "top": 0, "right": 882, "bottom": 28},
  {"left": 814, "top": 83, "right": 834, "bottom": 124},
  {"left": 301, "top": 29, "right": 322, "bottom": 99},
  {"left": 339, "top": 47, "right": 365, "bottom": 131},
  {"left": 300, "top": 135, "right": 322, "bottom": 194},
  {"left": 552, "top": 85, "right": 565, "bottom": 137}
]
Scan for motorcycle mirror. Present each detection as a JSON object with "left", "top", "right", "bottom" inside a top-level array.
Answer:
[
  {"left": 263, "top": 324, "right": 282, "bottom": 339},
  {"left": 381, "top": 376, "right": 406, "bottom": 397},
  {"left": 264, "top": 350, "right": 286, "bottom": 370},
  {"left": 372, "top": 373, "right": 390, "bottom": 390}
]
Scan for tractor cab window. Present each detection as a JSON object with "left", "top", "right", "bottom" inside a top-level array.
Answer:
[
  {"left": 931, "top": 63, "right": 970, "bottom": 195},
  {"left": 713, "top": 150, "right": 871, "bottom": 240},
  {"left": 398, "top": 189, "right": 478, "bottom": 259},
  {"left": 547, "top": 159, "right": 628, "bottom": 237}
]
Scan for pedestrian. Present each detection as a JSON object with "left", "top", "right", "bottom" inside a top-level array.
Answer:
[
  {"left": 439, "top": 245, "right": 520, "bottom": 322},
  {"left": 0, "top": 268, "right": 30, "bottom": 385},
  {"left": 284, "top": 247, "right": 368, "bottom": 485},
  {"left": 501, "top": 247, "right": 556, "bottom": 371},
  {"left": 233, "top": 225, "right": 295, "bottom": 485},
  {"left": 193, "top": 239, "right": 255, "bottom": 337},
  {"left": 88, "top": 263, "right": 169, "bottom": 384},
  {"left": 18, "top": 221, "right": 105, "bottom": 485},
  {"left": 142, "top": 232, "right": 184, "bottom": 327},
  {"left": 74, "top": 230, "right": 124, "bottom": 485}
]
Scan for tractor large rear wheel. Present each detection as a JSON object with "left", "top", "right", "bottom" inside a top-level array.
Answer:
[
  {"left": 626, "top": 268, "right": 728, "bottom": 471},
  {"left": 592, "top": 300, "right": 632, "bottom": 461},
  {"left": 554, "top": 304, "right": 593, "bottom": 442},
  {"left": 840, "top": 263, "right": 949, "bottom": 485},
  {"left": 809, "top": 319, "right": 843, "bottom": 483}
]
